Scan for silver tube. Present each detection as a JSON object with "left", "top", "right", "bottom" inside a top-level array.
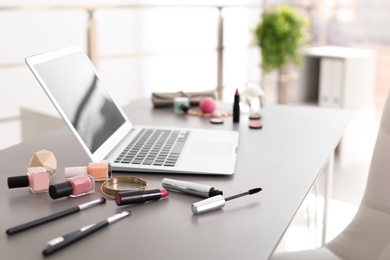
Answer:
[
  {"left": 192, "top": 195, "right": 226, "bottom": 215},
  {"left": 162, "top": 178, "right": 223, "bottom": 198}
]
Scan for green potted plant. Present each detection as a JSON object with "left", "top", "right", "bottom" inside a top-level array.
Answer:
[{"left": 254, "top": 5, "right": 310, "bottom": 103}]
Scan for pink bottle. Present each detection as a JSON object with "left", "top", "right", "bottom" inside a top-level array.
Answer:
[
  {"left": 8, "top": 166, "right": 52, "bottom": 194},
  {"left": 49, "top": 175, "right": 95, "bottom": 199}
]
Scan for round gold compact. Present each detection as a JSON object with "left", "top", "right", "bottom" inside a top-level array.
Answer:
[{"left": 100, "top": 176, "right": 148, "bottom": 199}]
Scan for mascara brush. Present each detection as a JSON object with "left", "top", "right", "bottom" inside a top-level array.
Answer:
[{"left": 191, "top": 187, "right": 262, "bottom": 215}]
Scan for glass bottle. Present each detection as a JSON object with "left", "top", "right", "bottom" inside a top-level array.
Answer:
[
  {"left": 8, "top": 166, "right": 52, "bottom": 194},
  {"left": 65, "top": 162, "right": 112, "bottom": 181},
  {"left": 49, "top": 174, "right": 95, "bottom": 199}
]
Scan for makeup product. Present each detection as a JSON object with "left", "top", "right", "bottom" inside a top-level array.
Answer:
[
  {"left": 249, "top": 123, "right": 263, "bottom": 129},
  {"left": 65, "top": 162, "right": 112, "bottom": 181},
  {"left": 192, "top": 187, "right": 262, "bottom": 215},
  {"left": 115, "top": 189, "right": 169, "bottom": 206},
  {"left": 233, "top": 88, "right": 240, "bottom": 123},
  {"left": 29, "top": 149, "right": 57, "bottom": 174},
  {"left": 6, "top": 198, "right": 106, "bottom": 235},
  {"left": 249, "top": 112, "right": 261, "bottom": 120},
  {"left": 162, "top": 178, "right": 223, "bottom": 198},
  {"left": 49, "top": 175, "right": 95, "bottom": 199},
  {"left": 209, "top": 118, "right": 224, "bottom": 124},
  {"left": 8, "top": 167, "right": 52, "bottom": 194},
  {"left": 174, "top": 97, "right": 190, "bottom": 114},
  {"left": 199, "top": 97, "right": 216, "bottom": 114},
  {"left": 42, "top": 211, "right": 130, "bottom": 257}
]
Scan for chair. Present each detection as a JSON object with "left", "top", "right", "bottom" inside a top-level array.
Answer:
[{"left": 272, "top": 91, "right": 390, "bottom": 260}]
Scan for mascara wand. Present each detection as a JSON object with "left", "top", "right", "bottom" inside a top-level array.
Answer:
[
  {"left": 192, "top": 187, "right": 262, "bottom": 215},
  {"left": 225, "top": 188, "right": 262, "bottom": 201}
]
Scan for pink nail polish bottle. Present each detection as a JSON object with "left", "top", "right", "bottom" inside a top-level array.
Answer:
[
  {"left": 65, "top": 162, "right": 112, "bottom": 181},
  {"left": 49, "top": 175, "right": 95, "bottom": 199},
  {"left": 8, "top": 167, "right": 52, "bottom": 194}
]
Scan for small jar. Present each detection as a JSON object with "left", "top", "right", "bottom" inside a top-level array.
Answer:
[
  {"left": 174, "top": 97, "right": 190, "bottom": 114},
  {"left": 65, "top": 162, "right": 112, "bottom": 181},
  {"left": 8, "top": 166, "right": 52, "bottom": 194},
  {"left": 49, "top": 175, "right": 95, "bottom": 199}
]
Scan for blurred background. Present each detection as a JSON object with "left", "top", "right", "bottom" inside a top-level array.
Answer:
[{"left": 1, "top": 0, "right": 388, "bottom": 254}]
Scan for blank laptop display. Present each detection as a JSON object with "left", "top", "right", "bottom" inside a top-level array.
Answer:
[{"left": 25, "top": 45, "right": 239, "bottom": 175}]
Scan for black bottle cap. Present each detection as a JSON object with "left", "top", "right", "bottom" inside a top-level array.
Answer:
[
  {"left": 209, "top": 187, "right": 223, "bottom": 197},
  {"left": 8, "top": 176, "right": 29, "bottom": 189},
  {"left": 49, "top": 182, "right": 73, "bottom": 199},
  {"left": 181, "top": 105, "right": 189, "bottom": 113}
]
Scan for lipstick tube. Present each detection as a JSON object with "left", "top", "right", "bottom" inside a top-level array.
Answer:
[
  {"left": 162, "top": 178, "right": 223, "bottom": 198},
  {"left": 115, "top": 189, "right": 169, "bottom": 206},
  {"left": 233, "top": 88, "right": 240, "bottom": 123}
]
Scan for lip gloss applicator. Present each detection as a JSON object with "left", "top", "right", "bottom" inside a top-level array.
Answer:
[{"left": 192, "top": 187, "right": 262, "bottom": 215}]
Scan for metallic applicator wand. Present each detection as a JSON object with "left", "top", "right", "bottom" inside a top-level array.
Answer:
[{"left": 191, "top": 187, "right": 262, "bottom": 215}]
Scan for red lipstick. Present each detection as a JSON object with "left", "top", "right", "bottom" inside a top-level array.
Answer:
[{"left": 115, "top": 189, "right": 169, "bottom": 206}]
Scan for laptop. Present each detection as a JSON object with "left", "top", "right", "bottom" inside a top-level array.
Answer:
[{"left": 25, "top": 45, "right": 239, "bottom": 175}]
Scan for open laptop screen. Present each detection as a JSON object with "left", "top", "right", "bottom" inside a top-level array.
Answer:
[{"left": 33, "top": 52, "right": 126, "bottom": 153}]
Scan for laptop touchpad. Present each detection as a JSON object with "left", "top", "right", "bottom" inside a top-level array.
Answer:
[{"left": 189, "top": 141, "right": 232, "bottom": 157}]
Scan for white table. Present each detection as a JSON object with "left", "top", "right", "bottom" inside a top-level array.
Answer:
[{"left": 0, "top": 100, "right": 351, "bottom": 259}]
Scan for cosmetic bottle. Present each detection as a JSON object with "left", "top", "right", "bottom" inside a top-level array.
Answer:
[
  {"left": 8, "top": 167, "right": 52, "bottom": 194},
  {"left": 65, "top": 162, "right": 112, "bottom": 181},
  {"left": 49, "top": 175, "right": 95, "bottom": 199},
  {"left": 174, "top": 97, "right": 190, "bottom": 114}
]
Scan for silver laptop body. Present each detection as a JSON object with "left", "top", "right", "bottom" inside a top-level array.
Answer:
[{"left": 25, "top": 45, "right": 239, "bottom": 175}]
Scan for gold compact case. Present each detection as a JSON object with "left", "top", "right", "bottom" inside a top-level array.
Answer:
[{"left": 100, "top": 176, "right": 148, "bottom": 199}]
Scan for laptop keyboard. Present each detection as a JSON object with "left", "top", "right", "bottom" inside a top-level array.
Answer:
[{"left": 114, "top": 129, "right": 190, "bottom": 167}]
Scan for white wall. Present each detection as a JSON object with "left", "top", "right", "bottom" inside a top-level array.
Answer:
[{"left": 0, "top": 1, "right": 261, "bottom": 149}]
